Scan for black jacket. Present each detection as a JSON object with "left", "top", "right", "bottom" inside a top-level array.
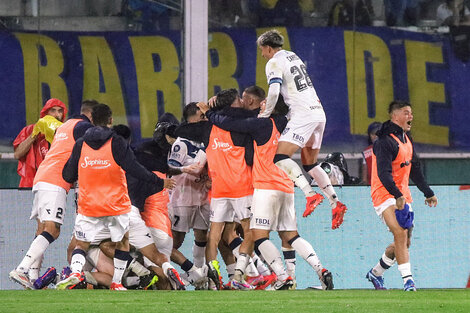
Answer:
[
  {"left": 126, "top": 140, "right": 169, "bottom": 211},
  {"left": 373, "top": 120, "right": 434, "bottom": 199},
  {"left": 62, "top": 126, "right": 163, "bottom": 192},
  {"left": 175, "top": 107, "right": 256, "bottom": 166}
]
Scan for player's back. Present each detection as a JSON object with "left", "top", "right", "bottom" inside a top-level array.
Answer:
[{"left": 269, "top": 50, "right": 325, "bottom": 121}]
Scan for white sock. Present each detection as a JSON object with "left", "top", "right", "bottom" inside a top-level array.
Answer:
[
  {"left": 234, "top": 253, "right": 250, "bottom": 280},
  {"left": 275, "top": 158, "right": 313, "bottom": 196},
  {"left": 192, "top": 241, "right": 206, "bottom": 268},
  {"left": 282, "top": 247, "right": 296, "bottom": 278},
  {"left": 290, "top": 237, "right": 323, "bottom": 277},
  {"left": 252, "top": 254, "right": 271, "bottom": 276},
  {"left": 245, "top": 257, "right": 260, "bottom": 277},
  {"left": 257, "top": 239, "right": 288, "bottom": 281},
  {"left": 308, "top": 165, "right": 338, "bottom": 207},
  {"left": 398, "top": 262, "right": 413, "bottom": 283},
  {"left": 70, "top": 252, "right": 86, "bottom": 274},
  {"left": 226, "top": 263, "right": 236, "bottom": 279},
  {"left": 162, "top": 262, "right": 173, "bottom": 277},
  {"left": 372, "top": 253, "right": 396, "bottom": 277},
  {"left": 112, "top": 258, "right": 128, "bottom": 284},
  {"left": 29, "top": 254, "right": 44, "bottom": 282},
  {"left": 128, "top": 259, "right": 151, "bottom": 276},
  {"left": 231, "top": 244, "right": 241, "bottom": 258},
  {"left": 17, "top": 235, "right": 50, "bottom": 273}
]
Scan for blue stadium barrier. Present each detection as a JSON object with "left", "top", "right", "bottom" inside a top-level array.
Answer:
[{"left": 1, "top": 186, "right": 468, "bottom": 290}]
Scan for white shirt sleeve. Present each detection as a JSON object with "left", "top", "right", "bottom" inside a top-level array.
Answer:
[
  {"left": 168, "top": 141, "right": 187, "bottom": 167},
  {"left": 259, "top": 82, "right": 280, "bottom": 118}
]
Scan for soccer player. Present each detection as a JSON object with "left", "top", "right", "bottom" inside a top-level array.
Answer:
[
  {"left": 168, "top": 102, "right": 209, "bottom": 268},
  {"left": 9, "top": 99, "right": 95, "bottom": 289},
  {"left": 200, "top": 95, "right": 334, "bottom": 290},
  {"left": 130, "top": 120, "right": 203, "bottom": 289},
  {"left": 367, "top": 101, "right": 438, "bottom": 291},
  {"left": 57, "top": 103, "right": 171, "bottom": 290},
  {"left": 13, "top": 98, "right": 67, "bottom": 188},
  {"left": 256, "top": 29, "right": 347, "bottom": 229}
]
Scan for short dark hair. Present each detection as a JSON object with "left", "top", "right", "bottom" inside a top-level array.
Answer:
[
  {"left": 91, "top": 103, "right": 112, "bottom": 126},
  {"left": 388, "top": 100, "right": 411, "bottom": 114},
  {"left": 182, "top": 102, "right": 200, "bottom": 122},
  {"left": 112, "top": 124, "right": 131, "bottom": 141},
  {"left": 80, "top": 99, "right": 99, "bottom": 114},
  {"left": 257, "top": 29, "right": 284, "bottom": 48},
  {"left": 244, "top": 86, "right": 265, "bottom": 100},
  {"left": 214, "top": 88, "right": 238, "bottom": 110},
  {"left": 158, "top": 112, "right": 180, "bottom": 125}
]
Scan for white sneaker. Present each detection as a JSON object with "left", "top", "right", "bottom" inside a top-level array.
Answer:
[{"left": 9, "top": 269, "right": 33, "bottom": 289}]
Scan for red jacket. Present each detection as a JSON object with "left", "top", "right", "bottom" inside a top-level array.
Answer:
[{"left": 13, "top": 99, "right": 67, "bottom": 187}]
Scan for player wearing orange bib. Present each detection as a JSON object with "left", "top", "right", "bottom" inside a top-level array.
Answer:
[
  {"left": 57, "top": 103, "right": 166, "bottom": 291},
  {"left": 202, "top": 96, "right": 334, "bottom": 290},
  {"left": 9, "top": 99, "right": 96, "bottom": 289},
  {"left": 366, "top": 101, "right": 437, "bottom": 291}
]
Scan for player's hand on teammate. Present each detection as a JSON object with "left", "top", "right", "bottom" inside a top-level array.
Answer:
[
  {"left": 196, "top": 101, "right": 210, "bottom": 114},
  {"left": 207, "top": 96, "right": 217, "bottom": 109},
  {"left": 395, "top": 196, "right": 406, "bottom": 211},
  {"left": 163, "top": 178, "right": 176, "bottom": 190},
  {"left": 257, "top": 100, "right": 267, "bottom": 117},
  {"left": 182, "top": 163, "right": 204, "bottom": 176},
  {"left": 424, "top": 195, "right": 438, "bottom": 207}
]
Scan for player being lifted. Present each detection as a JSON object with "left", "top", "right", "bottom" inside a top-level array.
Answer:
[{"left": 256, "top": 29, "right": 347, "bottom": 229}]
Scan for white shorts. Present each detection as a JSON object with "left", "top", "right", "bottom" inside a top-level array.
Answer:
[
  {"left": 149, "top": 227, "right": 173, "bottom": 258},
  {"left": 374, "top": 198, "right": 414, "bottom": 223},
  {"left": 169, "top": 204, "right": 210, "bottom": 233},
  {"left": 210, "top": 195, "right": 253, "bottom": 223},
  {"left": 30, "top": 182, "right": 67, "bottom": 224},
  {"left": 280, "top": 120, "right": 325, "bottom": 149},
  {"left": 250, "top": 189, "right": 297, "bottom": 231},
  {"left": 129, "top": 206, "right": 154, "bottom": 249},
  {"left": 74, "top": 213, "right": 130, "bottom": 243}
]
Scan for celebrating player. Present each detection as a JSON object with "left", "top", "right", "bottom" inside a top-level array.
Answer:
[
  {"left": 256, "top": 29, "right": 347, "bottom": 229},
  {"left": 367, "top": 101, "right": 438, "bottom": 291},
  {"left": 9, "top": 99, "right": 95, "bottom": 289}
]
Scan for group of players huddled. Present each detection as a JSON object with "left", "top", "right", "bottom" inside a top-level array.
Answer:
[{"left": 10, "top": 29, "right": 435, "bottom": 291}]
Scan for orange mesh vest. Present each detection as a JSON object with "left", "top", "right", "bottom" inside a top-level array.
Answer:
[
  {"left": 253, "top": 119, "right": 294, "bottom": 193},
  {"left": 141, "top": 171, "right": 172, "bottom": 236},
  {"left": 206, "top": 126, "right": 253, "bottom": 198},
  {"left": 371, "top": 133, "right": 413, "bottom": 206},
  {"left": 33, "top": 118, "right": 82, "bottom": 191},
  {"left": 77, "top": 138, "right": 131, "bottom": 217}
]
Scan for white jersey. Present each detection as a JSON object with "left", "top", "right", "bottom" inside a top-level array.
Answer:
[
  {"left": 266, "top": 49, "right": 326, "bottom": 122},
  {"left": 168, "top": 137, "right": 209, "bottom": 207}
]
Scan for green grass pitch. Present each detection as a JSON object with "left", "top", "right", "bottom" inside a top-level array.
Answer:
[{"left": 1, "top": 289, "right": 468, "bottom": 313}]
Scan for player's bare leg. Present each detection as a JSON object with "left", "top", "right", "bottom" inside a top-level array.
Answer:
[{"left": 382, "top": 206, "right": 415, "bottom": 290}]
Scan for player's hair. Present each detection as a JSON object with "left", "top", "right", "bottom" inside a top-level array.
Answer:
[
  {"left": 257, "top": 29, "right": 284, "bottom": 48},
  {"left": 112, "top": 124, "right": 131, "bottom": 141},
  {"left": 244, "top": 85, "right": 266, "bottom": 100},
  {"left": 80, "top": 99, "right": 99, "bottom": 114},
  {"left": 388, "top": 100, "right": 411, "bottom": 114},
  {"left": 91, "top": 103, "right": 112, "bottom": 126},
  {"left": 183, "top": 102, "right": 200, "bottom": 122},
  {"left": 214, "top": 88, "right": 239, "bottom": 110},
  {"left": 158, "top": 112, "right": 180, "bottom": 125}
]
